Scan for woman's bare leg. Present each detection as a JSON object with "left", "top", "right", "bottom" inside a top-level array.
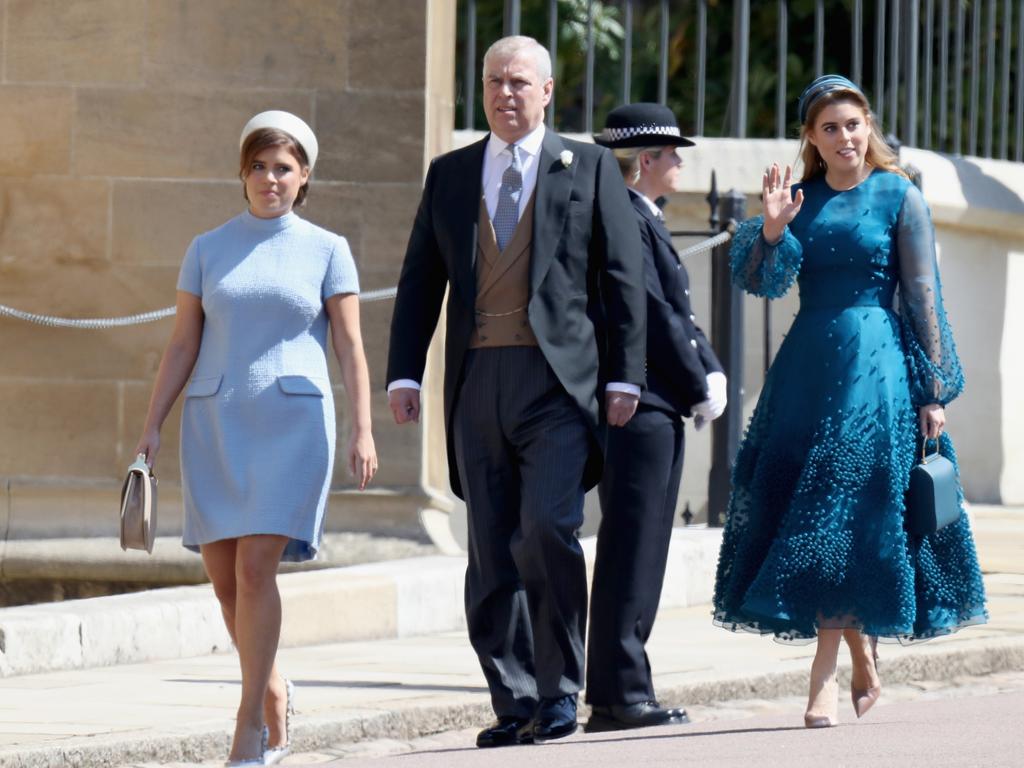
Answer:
[
  {"left": 805, "top": 628, "right": 842, "bottom": 727},
  {"left": 230, "top": 534, "right": 288, "bottom": 761},
  {"left": 202, "top": 535, "right": 289, "bottom": 761},
  {"left": 200, "top": 540, "right": 289, "bottom": 747}
]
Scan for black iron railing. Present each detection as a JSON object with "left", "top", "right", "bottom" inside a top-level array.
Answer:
[{"left": 457, "top": 0, "right": 1024, "bottom": 161}]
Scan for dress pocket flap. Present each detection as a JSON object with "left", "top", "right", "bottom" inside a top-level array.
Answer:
[
  {"left": 277, "top": 375, "right": 325, "bottom": 397},
  {"left": 185, "top": 375, "right": 223, "bottom": 398}
]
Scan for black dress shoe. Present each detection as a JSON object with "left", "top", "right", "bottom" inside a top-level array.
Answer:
[
  {"left": 584, "top": 700, "right": 690, "bottom": 733},
  {"left": 533, "top": 695, "right": 578, "bottom": 743},
  {"left": 476, "top": 716, "right": 533, "bottom": 748}
]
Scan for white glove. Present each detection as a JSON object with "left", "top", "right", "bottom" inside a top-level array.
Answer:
[{"left": 692, "top": 371, "right": 727, "bottom": 430}]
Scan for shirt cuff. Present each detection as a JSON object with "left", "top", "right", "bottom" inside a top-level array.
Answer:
[
  {"left": 387, "top": 379, "right": 421, "bottom": 393},
  {"left": 606, "top": 382, "right": 641, "bottom": 398}
]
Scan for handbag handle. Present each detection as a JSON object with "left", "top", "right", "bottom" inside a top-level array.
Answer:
[
  {"left": 920, "top": 436, "right": 939, "bottom": 463},
  {"left": 130, "top": 452, "right": 154, "bottom": 477}
]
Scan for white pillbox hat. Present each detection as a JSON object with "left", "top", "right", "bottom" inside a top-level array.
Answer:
[{"left": 239, "top": 110, "right": 318, "bottom": 170}]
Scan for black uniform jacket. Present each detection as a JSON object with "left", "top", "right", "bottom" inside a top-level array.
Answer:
[
  {"left": 631, "top": 192, "right": 723, "bottom": 417},
  {"left": 386, "top": 131, "right": 647, "bottom": 498}
]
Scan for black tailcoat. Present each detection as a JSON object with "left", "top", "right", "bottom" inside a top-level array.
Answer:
[{"left": 386, "top": 131, "right": 647, "bottom": 497}]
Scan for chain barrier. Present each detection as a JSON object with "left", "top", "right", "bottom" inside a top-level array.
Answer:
[
  {"left": 0, "top": 286, "right": 400, "bottom": 330},
  {"left": 0, "top": 304, "right": 176, "bottom": 329},
  {"left": 0, "top": 230, "right": 728, "bottom": 330},
  {"left": 675, "top": 229, "right": 732, "bottom": 261}
]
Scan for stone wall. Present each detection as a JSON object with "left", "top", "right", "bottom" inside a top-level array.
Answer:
[{"left": 0, "top": 1, "right": 456, "bottom": 540}]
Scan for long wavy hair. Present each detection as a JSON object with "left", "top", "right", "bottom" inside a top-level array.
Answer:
[{"left": 798, "top": 89, "right": 907, "bottom": 182}]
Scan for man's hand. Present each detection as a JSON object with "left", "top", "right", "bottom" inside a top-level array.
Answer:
[
  {"left": 605, "top": 390, "right": 639, "bottom": 427},
  {"left": 389, "top": 387, "right": 421, "bottom": 424}
]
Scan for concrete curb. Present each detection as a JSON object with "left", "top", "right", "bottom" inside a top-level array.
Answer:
[
  {"left": 2, "top": 637, "right": 1022, "bottom": 768},
  {"left": 0, "top": 527, "right": 723, "bottom": 677}
]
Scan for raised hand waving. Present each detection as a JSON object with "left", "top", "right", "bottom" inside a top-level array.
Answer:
[{"left": 761, "top": 163, "right": 804, "bottom": 243}]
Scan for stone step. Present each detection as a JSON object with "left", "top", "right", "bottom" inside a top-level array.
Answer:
[
  {"left": 0, "top": 526, "right": 723, "bottom": 678},
  {"left": 0, "top": 532, "right": 436, "bottom": 586}
]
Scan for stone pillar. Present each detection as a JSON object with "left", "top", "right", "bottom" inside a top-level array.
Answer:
[{"left": 0, "top": 1, "right": 458, "bottom": 541}]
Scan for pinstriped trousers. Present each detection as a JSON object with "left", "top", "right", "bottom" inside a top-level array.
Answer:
[{"left": 453, "top": 346, "right": 591, "bottom": 719}]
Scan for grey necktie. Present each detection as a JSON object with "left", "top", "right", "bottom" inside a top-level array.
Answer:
[{"left": 493, "top": 144, "right": 523, "bottom": 251}]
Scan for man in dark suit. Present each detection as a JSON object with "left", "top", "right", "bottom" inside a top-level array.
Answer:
[
  {"left": 585, "top": 103, "right": 726, "bottom": 733},
  {"left": 386, "top": 37, "right": 646, "bottom": 747}
]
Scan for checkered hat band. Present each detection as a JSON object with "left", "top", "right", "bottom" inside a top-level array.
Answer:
[{"left": 599, "top": 125, "right": 682, "bottom": 142}]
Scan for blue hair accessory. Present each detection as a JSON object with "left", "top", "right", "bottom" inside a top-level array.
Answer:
[{"left": 797, "top": 74, "right": 863, "bottom": 124}]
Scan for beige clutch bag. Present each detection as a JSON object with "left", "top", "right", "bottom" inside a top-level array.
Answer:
[{"left": 120, "top": 453, "right": 158, "bottom": 553}]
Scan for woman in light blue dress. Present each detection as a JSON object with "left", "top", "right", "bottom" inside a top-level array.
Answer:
[
  {"left": 712, "top": 76, "right": 987, "bottom": 729},
  {"left": 136, "top": 111, "right": 377, "bottom": 765}
]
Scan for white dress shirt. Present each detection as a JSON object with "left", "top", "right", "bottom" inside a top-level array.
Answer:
[
  {"left": 388, "top": 124, "right": 639, "bottom": 399},
  {"left": 482, "top": 123, "right": 544, "bottom": 221}
]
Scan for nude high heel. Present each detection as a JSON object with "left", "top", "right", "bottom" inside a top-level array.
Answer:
[{"left": 851, "top": 636, "right": 881, "bottom": 718}]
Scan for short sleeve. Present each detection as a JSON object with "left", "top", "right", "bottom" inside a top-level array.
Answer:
[
  {"left": 729, "top": 215, "right": 803, "bottom": 298},
  {"left": 322, "top": 236, "right": 360, "bottom": 300},
  {"left": 176, "top": 237, "right": 202, "bottom": 297}
]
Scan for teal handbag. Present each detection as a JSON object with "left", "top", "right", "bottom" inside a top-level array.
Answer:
[{"left": 904, "top": 439, "right": 961, "bottom": 537}]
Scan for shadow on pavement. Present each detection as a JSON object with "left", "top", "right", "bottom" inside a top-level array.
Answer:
[{"left": 164, "top": 677, "right": 489, "bottom": 693}]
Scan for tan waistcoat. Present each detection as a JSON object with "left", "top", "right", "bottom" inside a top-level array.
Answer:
[{"left": 469, "top": 193, "right": 539, "bottom": 349}]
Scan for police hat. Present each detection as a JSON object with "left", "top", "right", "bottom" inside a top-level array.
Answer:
[{"left": 594, "top": 103, "right": 695, "bottom": 149}]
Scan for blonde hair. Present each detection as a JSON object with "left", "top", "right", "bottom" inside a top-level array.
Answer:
[
  {"left": 611, "top": 146, "right": 664, "bottom": 186},
  {"left": 798, "top": 89, "right": 906, "bottom": 181}
]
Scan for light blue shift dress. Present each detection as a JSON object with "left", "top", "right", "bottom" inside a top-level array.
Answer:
[{"left": 176, "top": 210, "right": 359, "bottom": 562}]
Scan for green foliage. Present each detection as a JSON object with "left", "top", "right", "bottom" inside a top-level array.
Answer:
[{"left": 455, "top": 0, "right": 1021, "bottom": 158}]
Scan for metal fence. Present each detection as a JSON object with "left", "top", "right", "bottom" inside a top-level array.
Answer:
[{"left": 458, "top": 0, "right": 1024, "bottom": 161}]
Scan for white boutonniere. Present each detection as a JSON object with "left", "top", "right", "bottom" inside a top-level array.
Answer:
[{"left": 560, "top": 150, "right": 573, "bottom": 168}]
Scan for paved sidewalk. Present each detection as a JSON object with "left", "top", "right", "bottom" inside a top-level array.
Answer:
[{"left": 0, "top": 506, "right": 1020, "bottom": 768}]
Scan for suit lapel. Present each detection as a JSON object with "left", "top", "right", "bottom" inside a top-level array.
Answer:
[
  {"left": 450, "top": 137, "right": 488, "bottom": 306},
  {"left": 530, "top": 130, "right": 575, "bottom": 294}
]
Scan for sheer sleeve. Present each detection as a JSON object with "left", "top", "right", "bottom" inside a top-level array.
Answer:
[
  {"left": 896, "top": 184, "right": 965, "bottom": 406},
  {"left": 729, "top": 215, "right": 803, "bottom": 298}
]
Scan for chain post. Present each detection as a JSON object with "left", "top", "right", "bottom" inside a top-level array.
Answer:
[
  {"left": 707, "top": 188, "right": 746, "bottom": 527},
  {"left": 706, "top": 170, "right": 720, "bottom": 231}
]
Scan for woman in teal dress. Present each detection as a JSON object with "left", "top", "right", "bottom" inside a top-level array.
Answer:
[{"left": 712, "top": 75, "right": 987, "bottom": 728}]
